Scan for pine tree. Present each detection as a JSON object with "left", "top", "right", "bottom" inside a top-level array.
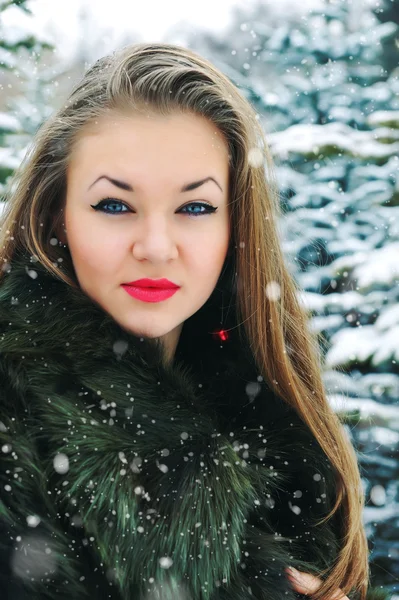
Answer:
[
  {"left": 0, "top": 0, "right": 54, "bottom": 197},
  {"left": 195, "top": 1, "right": 399, "bottom": 592}
]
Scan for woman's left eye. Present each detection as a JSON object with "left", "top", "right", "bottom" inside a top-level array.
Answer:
[
  {"left": 179, "top": 202, "right": 218, "bottom": 217},
  {"left": 90, "top": 198, "right": 218, "bottom": 217}
]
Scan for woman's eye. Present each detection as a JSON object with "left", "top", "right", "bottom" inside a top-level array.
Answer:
[
  {"left": 179, "top": 202, "right": 218, "bottom": 217},
  {"left": 90, "top": 199, "right": 218, "bottom": 217},
  {"left": 90, "top": 198, "right": 129, "bottom": 214}
]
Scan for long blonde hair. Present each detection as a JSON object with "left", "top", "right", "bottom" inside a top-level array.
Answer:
[{"left": 0, "top": 42, "right": 369, "bottom": 600}]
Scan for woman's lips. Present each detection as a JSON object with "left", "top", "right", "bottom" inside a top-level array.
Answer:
[{"left": 121, "top": 285, "right": 179, "bottom": 303}]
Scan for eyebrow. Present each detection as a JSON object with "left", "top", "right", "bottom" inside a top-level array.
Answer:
[{"left": 87, "top": 175, "right": 223, "bottom": 193}]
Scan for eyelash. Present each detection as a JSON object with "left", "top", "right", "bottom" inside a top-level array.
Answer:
[{"left": 90, "top": 198, "right": 218, "bottom": 218}]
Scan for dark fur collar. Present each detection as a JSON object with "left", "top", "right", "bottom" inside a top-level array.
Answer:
[{"left": 0, "top": 251, "right": 342, "bottom": 599}]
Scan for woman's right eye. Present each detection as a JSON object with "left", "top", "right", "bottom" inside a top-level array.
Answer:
[{"left": 90, "top": 198, "right": 130, "bottom": 214}]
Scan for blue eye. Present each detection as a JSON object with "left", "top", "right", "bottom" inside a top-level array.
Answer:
[
  {"left": 90, "top": 199, "right": 129, "bottom": 214},
  {"left": 179, "top": 203, "right": 218, "bottom": 217},
  {"left": 90, "top": 198, "right": 218, "bottom": 217}
]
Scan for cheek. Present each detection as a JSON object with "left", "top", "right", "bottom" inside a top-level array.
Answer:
[
  {"left": 189, "top": 237, "right": 229, "bottom": 286},
  {"left": 65, "top": 213, "right": 126, "bottom": 275}
]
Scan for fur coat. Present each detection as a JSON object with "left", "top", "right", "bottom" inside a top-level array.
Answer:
[{"left": 0, "top": 251, "right": 390, "bottom": 600}]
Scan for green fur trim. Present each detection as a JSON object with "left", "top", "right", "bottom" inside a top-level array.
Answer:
[{"left": 0, "top": 254, "right": 386, "bottom": 600}]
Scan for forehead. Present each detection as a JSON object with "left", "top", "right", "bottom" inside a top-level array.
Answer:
[
  {"left": 71, "top": 111, "right": 229, "bottom": 156},
  {"left": 67, "top": 111, "right": 230, "bottom": 190}
]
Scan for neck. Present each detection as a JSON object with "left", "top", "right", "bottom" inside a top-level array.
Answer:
[{"left": 158, "top": 322, "right": 183, "bottom": 367}]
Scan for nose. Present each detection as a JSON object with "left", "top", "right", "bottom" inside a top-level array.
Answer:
[{"left": 131, "top": 214, "right": 179, "bottom": 263}]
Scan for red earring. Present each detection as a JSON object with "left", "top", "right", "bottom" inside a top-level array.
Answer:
[{"left": 212, "top": 328, "right": 229, "bottom": 342}]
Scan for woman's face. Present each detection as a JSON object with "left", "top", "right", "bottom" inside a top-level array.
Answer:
[{"left": 63, "top": 110, "right": 230, "bottom": 358}]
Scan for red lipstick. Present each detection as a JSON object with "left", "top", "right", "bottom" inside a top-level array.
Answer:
[
  {"left": 126, "top": 278, "right": 179, "bottom": 289},
  {"left": 121, "top": 278, "right": 180, "bottom": 303}
]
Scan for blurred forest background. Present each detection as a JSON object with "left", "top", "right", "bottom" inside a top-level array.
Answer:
[{"left": 0, "top": 0, "right": 398, "bottom": 595}]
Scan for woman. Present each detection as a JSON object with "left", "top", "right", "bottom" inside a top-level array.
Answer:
[{"left": 0, "top": 43, "right": 390, "bottom": 600}]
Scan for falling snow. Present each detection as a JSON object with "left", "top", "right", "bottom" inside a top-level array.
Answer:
[{"left": 0, "top": 0, "right": 397, "bottom": 596}]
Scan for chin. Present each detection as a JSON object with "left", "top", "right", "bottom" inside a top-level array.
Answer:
[{"left": 121, "top": 319, "right": 176, "bottom": 340}]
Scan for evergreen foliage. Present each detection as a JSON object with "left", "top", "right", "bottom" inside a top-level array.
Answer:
[
  {"left": 192, "top": 1, "right": 399, "bottom": 593},
  {"left": 0, "top": 0, "right": 54, "bottom": 194}
]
